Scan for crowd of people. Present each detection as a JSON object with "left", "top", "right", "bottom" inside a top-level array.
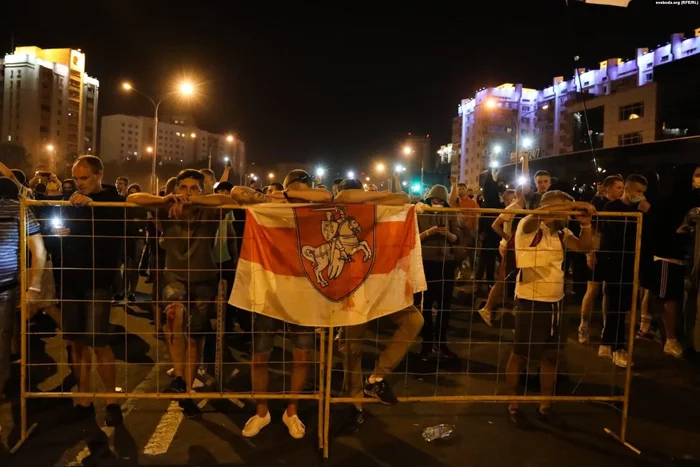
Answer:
[{"left": 0, "top": 154, "right": 698, "bottom": 437}]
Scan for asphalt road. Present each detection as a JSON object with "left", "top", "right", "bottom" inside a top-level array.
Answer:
[{"left": 1, "top": 281, "right": 700, "bottom": 466}]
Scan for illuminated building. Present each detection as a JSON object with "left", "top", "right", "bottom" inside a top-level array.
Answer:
[
  {"left": 0, "top": 46, "right": 99, "bottom": 169},
  {"left": 455, "top": 29, "right": 700, "bottom": 186},
  {"left": 100, "top": 114, "right": 246, "bottom": 175}
]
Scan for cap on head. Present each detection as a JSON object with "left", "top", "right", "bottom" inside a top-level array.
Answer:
[
  {"left": 11, "top": 169, "right": 27, "bottom": 187},
  {"left": 338, "top": 178, "right": 363, "bottom": 192},
  {"left": 214, "top": 181, "right": 234, "bottom": 193}
]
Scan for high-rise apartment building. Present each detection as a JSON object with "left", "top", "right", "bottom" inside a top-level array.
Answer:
[
  {"left": 0, "top": 46, "right": 99, "bottom": 170},
  {"left": 455, "top": 28, "right": 700, "bottom": 187},
  {"left": 100, "top": 114, "right": 246, "bottom": 180}
]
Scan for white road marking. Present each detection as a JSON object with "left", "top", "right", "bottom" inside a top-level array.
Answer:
[{"left": 143, "top": 398, "right": 208, "bottom": 456}]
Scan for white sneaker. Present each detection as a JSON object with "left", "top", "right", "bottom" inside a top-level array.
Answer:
[
  {"left": 282, "top": 410, "right": 306, "bottom": 439},
  {"left": 477, "top": 309, "right": 492, "bottom": 327},
  {"left": 578, "top": 322, "right": 589, "bottom": 344},
  {"left": 663, "top": 340, "right": 683, "bottom": 359},
  {"left": 192, "top": 378, "right": 205, "bottom": 389},
  {"left": 241, "top": 411, "right": 271, "bottom": 437},
  {"left": 612, "top": 349, "right": 628, "bottom": 368},
  {"left": 598, "top": 345, "right": 612, "bottom": 358}
]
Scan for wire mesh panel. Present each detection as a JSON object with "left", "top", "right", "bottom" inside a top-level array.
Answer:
[
  {"left": 324, "top": 205, "right": 643, "bottom": 455},
  {"left": 19, "top": 199, "right": 327, "bottom": 448}
]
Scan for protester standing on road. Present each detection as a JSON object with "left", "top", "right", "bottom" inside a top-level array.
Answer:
[
  {"left": 115, "top": 177, "right": 129, "bottom": 197},
  {"left": 506, "top": 191, "right": 594, "bottom": 424},
  {"left": 578, "top": 175, "right": 624, "bottom": 344},
  {"left": 56, "top": 156, "right": 125, "bottom": 426},
  {"left": 0, "top": 177, "right": 46, "bottom": 433}
]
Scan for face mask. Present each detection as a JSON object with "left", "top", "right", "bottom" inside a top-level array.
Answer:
[
  {"left": 693, "top": 176, "right": 700, "bottom": 189},
  {"left": 628, "top": 195, "right": 645, "bottom": 204}
]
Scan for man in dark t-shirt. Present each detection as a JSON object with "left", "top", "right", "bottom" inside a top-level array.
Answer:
[
  {"left": 53, "top": 156, "right": 125, "bottom": 427},
  {"left": 597, "top": 175, "right": 649, "bottom": 369}
]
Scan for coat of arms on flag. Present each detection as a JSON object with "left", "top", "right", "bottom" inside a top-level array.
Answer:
[
  {"left": 229, "top": 203, "right": 426, "bottom": 327},
  {"left": 297, "top": 205, "right": 375, "bottom": 301}
]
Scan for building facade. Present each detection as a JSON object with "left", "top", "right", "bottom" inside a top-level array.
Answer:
[
  {"left": 100, "top": 114, "right": 246, "bottom": 181},
  {"left": 454, "top": 28, "right": 700, "bottom": 187},
  {"left": 0, "top": 46, "right": 99, "bottom": 171}
]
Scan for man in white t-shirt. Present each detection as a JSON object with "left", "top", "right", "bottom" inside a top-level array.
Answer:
[{"left": 506, "top": 190, "right": 595, "bottom": 425}]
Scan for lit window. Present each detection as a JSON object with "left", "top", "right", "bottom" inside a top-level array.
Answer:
[{"left": 619, "top": 102, "right": 644, "bottom": 121}]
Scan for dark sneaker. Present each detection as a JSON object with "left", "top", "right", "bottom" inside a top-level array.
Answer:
[
  {"left": 127, "top": 294, "right": 136, "bottom": 303},
  {"left": 418, "top": 344, "right": 432, "bottom": 361},
  {"left": 73, "top": 403, "right": 96, "bottom": 421},
  {"left": 166, "top": 376, "right": 187, "bottom": 394},
  {"left": 508, "top": 408, "right": 530, "bottom": 429},
  {"left": 364, "top": 378, "right": 398, "bottom": 405},
  {"left": 104, "top": 403, "right": 124, "bottom": 427},
  {"left": 179, "top": 399, "right": 201, "bottom": 419}
]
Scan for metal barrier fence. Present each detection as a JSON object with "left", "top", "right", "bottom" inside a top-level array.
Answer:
[{"left": 15, "top": 199, "right": 642, "bottom": 458}]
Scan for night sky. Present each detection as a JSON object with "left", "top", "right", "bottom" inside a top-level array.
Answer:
[{"left": 2, "top": 1, "right": 698, "bottom": 169}]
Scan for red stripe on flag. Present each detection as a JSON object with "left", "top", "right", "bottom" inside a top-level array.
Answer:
[{"left": 240, "top": 207, "right": 417, "bottom": 277}]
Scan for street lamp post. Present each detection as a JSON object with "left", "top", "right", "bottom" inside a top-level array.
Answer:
[
  {"left": 122, "top": 81, "right": 195, "bottom": 193},
  {"left": 513, "top": 104, "right": 548, "bottom": 174}
]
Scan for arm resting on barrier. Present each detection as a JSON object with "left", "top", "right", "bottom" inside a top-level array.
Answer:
[
  {"left": 126, "top": 192, "right": 170, "bottom": 207},
  {"left": 27, "top": 233, "right": 46, "bottom": 291},
  {"left": 231, "top": 186, "right": 273, "bottom": 204},
  {"left": 334, "top": 189, "right": 408, "bottom": 205}
]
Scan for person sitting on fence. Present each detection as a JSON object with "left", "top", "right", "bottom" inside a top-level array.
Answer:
[
  {"left": 54, "top": 155, "right": 126, "bottom": 427},
  {"left": 597, "top": 174, "right": 650, "bottom": 369},
  {"left": 0, "top": 177, "right": 46, "bottom": 434},
  {"left": 478, "top": 187, "right": 522, "bottom": 326},
  {"left": 578, "top": 175, "right": 624, "bottom": 345},
  {"left": 506, "top": 190, "right": 594, "bottom": 426},
  {"left": 127, "top": 169, "right": 242, "bottom": 418},
  {"left": 333, "top": 178, "right": 424, "bottom": 426},
  {"left": 231, "top": 169, "right": 332, "bottom": 439}
]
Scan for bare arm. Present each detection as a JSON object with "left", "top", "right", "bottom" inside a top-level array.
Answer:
[
  {"left": 127, "top": 192, "right": 168, "bottom": 206},
  {"left": 219, "top": 166, "right": 230, "bottom": 183},
  {"left": 492, "top": 216, "right": 508, "bottom": 240},
  {"left": 521, "top": 155, "right": 532, "bottom": 196},
  {"left": 287, "top": 188, "right": 332, "bottom": 203},
  {"left": 0, "top": 161, "right": 20, "bottom": 187},
  {"left": 27, "top": 234, "right": 47, "bottom": 291},
  {"left": 333, "top": 189, "right": 395, "bottom": 204},
  {"left": 231, "top": 186, "right": 272, "bottom": 204},
  {"left": 448, "top": 175, "right": 458, "bottom": 207},
  {"left": 190, "top": 194, "right": 237, "bottom": 206}
]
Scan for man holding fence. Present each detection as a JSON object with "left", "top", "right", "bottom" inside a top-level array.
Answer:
[
  {"left": 506, "top": 191, "right": 594, "bottom": 425},
  {"left": 57, "top": 156, "right": 125, "bottom": 427}
]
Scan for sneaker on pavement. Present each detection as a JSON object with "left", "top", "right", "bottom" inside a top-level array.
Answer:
[
  {"left": 578, "top": 322, "right": 589, "bottom": 344},
  {"left": 179, "top": 399, "right": 201, "bottom": 419},
  {"left": 364, "top": 378, "right": 398, "bottom": 405},
  {"left": 612, "top": 349, "right": 628, "bottom": 368},
  {"left": 105, "top": 403, "right": 124, "bottom": 427},
  {"left": 241, "top": 411, "right": 271, "bottom": 437},
  {"left": 127, "top": 294, "right": 136, "bottom": 303},
  {"left": 477, "top": 308, "right": 492, "bottom": 327},
  {"left": 598, "top": 345, "right": 612, "bottom": 359},
  {"left": 282, "top": 411, "right": 306, "bottom": 439},
  {"left": 663, "top": 340, "right": 683, "bottom": 359},
  {"left": 166, "top": 376, "right": 187, "bottom": 394}
]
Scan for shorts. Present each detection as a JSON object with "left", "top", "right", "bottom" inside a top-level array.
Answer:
[
  {"left": 652, "top": 260, "right": 685, "bottom": 302},
  {"left": 162, "top": 277, "right": 218, "bottom": 336},
  {"left": 62, "top": 287, "right": 112, "bottom": 347},
  {"left": 513, "top": 299, "right": 564, "bottom": 361},
  {"left": 252, "top": 314, "right": 315, "bottom": 355}
]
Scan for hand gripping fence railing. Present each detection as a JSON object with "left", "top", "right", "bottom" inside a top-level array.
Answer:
[{"left": 15, "top": 199, "right": 642, "bottom": 458}]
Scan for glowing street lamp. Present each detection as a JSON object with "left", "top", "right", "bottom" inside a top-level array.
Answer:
[
  {"left": 316, "top": 167, "right": 325, "bottom": 178},
  {"left": 402, "top": 145, "right": 413, "bottom": 156},
  {"left": 226, "top": 134, "right": 234, "bottom": 143},
  {"left": 493, "top": 145, "right": 502, "bottom": 154},
  {"left": 46, "top": 144, "right": 55, "bottom": 152},
  {"left": 522, "top": 137, "right": 532, "bottom": 149},
  {"left": 347, "top": 171, "right": 354, "bottom": 179},
  {"left": 121, "top": 79, "right": 199, "bottom": 193},
  {"left": 365, "top": 176, "right": 370, "bottom": 182},
  {"left": 146, "top": 146, "right": 153, "bottom": 154},
  {"left": 190, "top": 132, "right": 197, "bottom": 139},
  {"left": 485, "top": 98, "right": 497, "bottom": 109},
  {"left": 395, "top": 164, "right": 405, "bottom": 173},
  {"left": 268, "top": 172, "right": 275, "bottom": 180},
  {"left": 375, "top": 163, "right": 385, "bottom": 173}
]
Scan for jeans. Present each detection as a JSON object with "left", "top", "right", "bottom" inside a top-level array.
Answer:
[
  {"left": 0, "top": 288, "right": 18, "bottom": 396},
  {"left": 419, "top": 260, "right": 456, "bottom": 348}
]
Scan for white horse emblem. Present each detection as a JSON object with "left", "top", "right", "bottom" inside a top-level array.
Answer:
[{"left": 301, "top": 208, "right": 372, "bottom": 287}]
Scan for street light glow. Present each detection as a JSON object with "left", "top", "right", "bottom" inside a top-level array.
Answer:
[
  {"left": 46, "top": 144, "right": 54, "bottom": 152},
  {"left": 365, "top": 177, "right": 370, "bottom": 181},
  {"left": 395, "top": 164, "right": 405, "bottom": 172},
  {"left": 402, "top": 181, "right": 408, "bottom": 186},
  {"left": 347, "top": 171, "right": 354, "bottom": 179},
  {"left": 518, "top": 176, "right": 527, "bottom": 185},
  {"left": 542, "top": 104, "right": 550, "bottom": 110},
  {"left": 268, "top": 172, "right": 274, "bottom": 179},
  {"left": 485, "top": 98, "right": 497, "bottom": 109},
  {"left": 493, "top": 145, "right": 502, "bottom": 154},
  {"left": 146, "top": 146, "right": 153, "bottom": 153},
  {"left": 224, "top": 156, "right": 229, "bottom": 162},
  {"left": 122, "top": 82, "right": 132, "bottom": 91},
  {"left": 226, "top": 134, "right": 234, "bottom": 143},
  {"left": 316, "top": 167, "right": 325, "bottom": 177},
  {"left": 522, "top": 137, "right": 532, "bottom": 149},
  {"left": 190, "top": 132, "right": 197, "bottom": 139},
  {"left": 179, "top": 81, "right": 195, "bottom": 96},
  {"left": 489, "top": 161, "right": 499, "bottom": 169},
  {"left": 402, "top": 146, "right": 412, "bottom": 156},
  {"left": 376, "top": 163, "right": 385, "bottom": 173}
]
